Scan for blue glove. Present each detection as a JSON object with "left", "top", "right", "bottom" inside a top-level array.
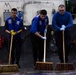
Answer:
[
  {"left": 60, "top": 25, "right": 66, "bottom": 31},
  {"left": 44, "top": 29, "right": 47, "bottom": 33}
]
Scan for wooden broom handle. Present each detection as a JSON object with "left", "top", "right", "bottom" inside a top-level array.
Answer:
[
  {"left": 62, "top": 30, "right": 66, "bottom": 63},
  {"left": 8, "top": 35, "right": 13, "bottom": 65},
  {"left": 43, "top": 32, "right": 46, "bottom": 62}
]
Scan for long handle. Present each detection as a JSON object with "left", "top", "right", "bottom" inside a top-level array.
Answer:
[
  {"left": 62, "top": 30, "right": 65, "bottom": 63},
  {"left": 43, "top": 32, "right": 46, "bottom": 62},
  {"left": 8, "top": 35, "right": 13, "bottom": 65}
]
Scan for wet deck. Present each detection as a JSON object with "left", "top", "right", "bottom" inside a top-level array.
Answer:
[{"left": 0, "top": 27, "right": 76, "bottom": 74}]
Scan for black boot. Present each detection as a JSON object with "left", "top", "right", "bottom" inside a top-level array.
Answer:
[
  {"left": 59, "top": 56, "right": 63, "bottom": 63},
  {"left": 34, "top": 60, "right": 37, "bottom": 66},
  {"left": 11, "top": 58, "right": 15, "bottom": 64},
  {"left": 16, "top": 61, "right": 20, "bottom": 68},
  {"left": 17, "top": 64, "right": 20, "bottom": 68},
  {"left": 65, "top": 57, "right": 69, "bottom": 63}
]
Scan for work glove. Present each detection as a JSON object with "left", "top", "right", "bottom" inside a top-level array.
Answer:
[
  {"left": 11, "top": 31, "right": 16, "bottom": 36},
  {"left": 62, "top": 25, "right": 66, "bottom": 28},
  {"left": 44, "top": 28, "right": 47, "bottom": 33},
  {"left": 10, "top": 30, "right": 14, "bottom": 33},
  {"left": 60, "top": 25, "right": 66, "bottom": 31},
  {"left": 10, "top": 30, "right": 16, "bottom": 36},
  {"left": 42, "top": 36, "right": 46, "bottom": 40}
]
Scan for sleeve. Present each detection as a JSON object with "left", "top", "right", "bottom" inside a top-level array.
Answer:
[
  {"left": 66, "top": 13, "right": 73, "bottom": 29},
  {"left": 52, "top": 14, "right": 60, "bottom": 31},
  {"left": 30, "top": 18, "right": 38, "bottom": 33},
  {"left": 20, "top": 20, "right": 24, "bottom": 30},
  {"left": 5, "top": 20, "right": 8, "bottom": 30}
]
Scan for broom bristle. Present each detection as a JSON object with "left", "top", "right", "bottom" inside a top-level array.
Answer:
[
  {"left": 55, "top": 63, "right": 75, "bottom": 71},
  {"left": 0, "top": 64, "right": 19, "bottom": 73},
  {"left": 35, "top": 62, "right": 53, "bottom": 70}
]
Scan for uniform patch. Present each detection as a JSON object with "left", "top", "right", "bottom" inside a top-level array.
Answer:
[
  {"left": 16, "top": 21, "right": 20, "bottom": 25},
  {"left": 8, "top": 19, "right": 12, "bottom": 24},
  {"left": 45, "top": 19, "right": 47, "bottom": 23},
  {"left": 39, "top": 21, "right": 42, "bottom": 25}
]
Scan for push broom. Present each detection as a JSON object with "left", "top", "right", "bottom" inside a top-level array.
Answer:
[
  {"left": 0, "top": 35, "right": 19, "bottom": 73},
  {"left": 55, "top": 30, "right": 75, "bottom": 71},
  {"left": 35, "top": 31, "right": 53, "bottom": 70}
]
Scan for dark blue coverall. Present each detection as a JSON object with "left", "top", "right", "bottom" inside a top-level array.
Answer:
[
  {"left": 52, "top": 12, "right": 73, "bottom": 62},
  {"left": 5, "top": 16, "right": 23, "bottom": 66},
  {"left": 30, "top": 15, "right": 49, "bottom": 65}
]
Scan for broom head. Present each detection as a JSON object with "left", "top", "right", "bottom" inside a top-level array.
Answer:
[
  {"left": 0, "top": 64, "right": 19, "bottom": 73},
  {"left": 55, "top": 63, "right": 75, "bottom": 71},
  {"left": 35, "top": 62, "right": 53, "bottom": 70}
]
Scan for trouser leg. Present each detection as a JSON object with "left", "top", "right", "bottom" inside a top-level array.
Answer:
[
  {"left": 38, "top": 39, "right": 44, "bottom": 61},
  {"left": 15, "top": 38, "right": 22, "bottom": 65},
  {"left": 55, "top": 31, "right": 64, "bottom": 62},
  {"left": 30, "top": 33, "right": 39, "bottom": 66},
  {"left": 55, "top": 31, "right": 71, "bottom": 63}
]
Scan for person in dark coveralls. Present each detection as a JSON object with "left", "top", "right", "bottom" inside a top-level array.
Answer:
[
  {"left": 30, "top": 9, "right": 49, "bottom": 66},
  {"left": 5, "top": 8, "right": 24, "bottom": 68},
  {"left": 52, "top": 4, "right": 73, "bottom": 63}
]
